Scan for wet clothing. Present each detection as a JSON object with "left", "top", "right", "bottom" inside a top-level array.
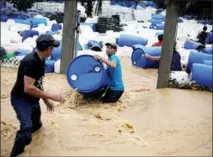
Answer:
[
  {"left": 197, "top": 31, "right": 207, "bottom": 45},
  {"left": 10, "top": 97, "right": 42, "bottom": 157},
  {"left": 171, "top": 50, "right": 182, "bottom": 71},
  {"left": 104, "top": 55, "right": 124, "bottom": 103},
  {"left": 107, "top": 55, "right": 124, "bottom": 91},
  {"left": 10, "top": 51, "right": 44, "bottom": 157},
  {"left": 11, "top": 52, "right": 45, "bottom": 104},
  {"left": 102, "top": 88, "right": 124, "bottom": 103},
  {"left": 153, "top": 41, "right": 163, "bottom": 47}
]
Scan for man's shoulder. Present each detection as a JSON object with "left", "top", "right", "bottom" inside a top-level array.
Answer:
[
  {"left": 110, "top": 55, "right": 119, "bottom": 60},
  {"left": 22, "top": 52, "right": 37, "bottom": 63}
]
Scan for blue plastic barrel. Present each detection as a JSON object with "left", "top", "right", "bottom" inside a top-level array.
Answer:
[
  {"left": 149, "top": 23, "right": 164, "bottom": 30},
  {"left": 51, "top": 24, "right": 62, "bottom": 32},
  {"left": 45, "top": 59, "right": 56, "bottom": 73},
  {"left": 187, "top": 50, "right": 212, "bottom": 73},
  {"left": 8, "top": 13, "right": 30, "bottom": 20},
  {"left": 131, "top": 45, "right": 161, "bottom": 68},
  {"left": 51, "top": 41, "right": 82, "bottom": 61},
  {"left": 86, "top": 40, "right": 103, "bottom": 51},
  {"left": 116, "top": 34, "right": 148, "bottom": 47},
  {"left": 206, "top": 32, "right": 213, "bottom": 44},
  {"left": 80, "top": 23, "right": 97, "bottom": 32},
  {"left": 66, "top": 55, "right": 108, "bottom": 96},
  {"left": 191, "top": 63, "right": 212, "bottom": 89},
  {"left": 22, "top": 30, "right": 39, "bottom": 41},
  {"left": 149, "top": 18, "right": 163, "bottom": 24},
  {"left": 0, "top": 14, "right": 8, "bottom": 22},
  {"left": 184, "top": 40, "right": 203, "bottom": 50},
  {"left": 178, "top": 18, "right": 184, "bottom": 23},
  {"left": 197, "top": 20, "right": 208, "bottom": 25},
  {"left": 28, "top": 18, "right": 47, "bottom": 27},
  {"left": 14, "top": 49, "right": 31, "bottom": 56},
  {"left": 200, "top": 47, "right": 212, "bottom": 55},
  {"left": 51, "top": 41, "right": 62, "bottom": 61},
  {"left": 203, "top": 60, "right": 212, "bottom": 66},
  {"left": 14, "top": 19, "right": 32, "bottom": 26},
  {"left": 151, "top": 14, "right": 165, "bottom": 20}
]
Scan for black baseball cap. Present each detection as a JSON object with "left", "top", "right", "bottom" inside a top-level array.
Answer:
[
  {"left": 36, "top": 34, "right": 60, "bottom": 51},
  {"left": 105, "top": 42, "right": 117, "bottom": 50}
]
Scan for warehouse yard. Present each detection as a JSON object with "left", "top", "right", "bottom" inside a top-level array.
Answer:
[{"left": 1, "top": 57, "right": 212, "bottom": 156}]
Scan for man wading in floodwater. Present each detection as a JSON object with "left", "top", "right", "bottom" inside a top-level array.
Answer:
[
  {"left": 94, "top": 43, "right": 124, "bottom": 103},
  {"left": 10, "top": 34, "right": 65, "bottom": 157}
]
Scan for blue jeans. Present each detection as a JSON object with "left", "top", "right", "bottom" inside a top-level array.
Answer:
[{"left": 10, "top": 97, "right": 42, "bottom": 157}]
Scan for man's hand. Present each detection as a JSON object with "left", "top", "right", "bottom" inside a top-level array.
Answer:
[
  {"left": 44, "top": 99, "right": 55, "bottom": 112},
  {"left": 49, "top": 93, "right": 65, "bottom": 104},
  {"left": 93, "top": 55, "right": 102, "bottom": 61},
  {"left": 144, "top": 54, "right": 150, "bottom": 59}
]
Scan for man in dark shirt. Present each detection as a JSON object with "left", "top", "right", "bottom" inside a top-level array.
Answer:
[
  {"left": 197, "top": 26, "right": 208, "bottom": 45},
  {"left": 10, "top": 34, "right": 65, "bottom": 157}
]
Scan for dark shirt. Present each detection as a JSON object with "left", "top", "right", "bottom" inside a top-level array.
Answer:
[
  {"left": 11, "top": 52, "right": 45, "bottom": 103},
  {"left": 171, "top": 51, "right": 182, "bottom": 71},
  {"left": 197, "top": 31, "right": 207, "bottom": 45}
]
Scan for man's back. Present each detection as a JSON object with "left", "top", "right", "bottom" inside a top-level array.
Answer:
[{"left": 197, "top": 31, "right": 207, "bottom": 45}]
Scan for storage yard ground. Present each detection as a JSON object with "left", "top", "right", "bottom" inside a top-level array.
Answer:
[{"left": 1, "top": 58, "right": 212, "bottom": 156}]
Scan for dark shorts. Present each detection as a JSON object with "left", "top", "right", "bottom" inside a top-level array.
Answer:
[{"left": 102, "top": 88, "right": 124, "bottom": 103}]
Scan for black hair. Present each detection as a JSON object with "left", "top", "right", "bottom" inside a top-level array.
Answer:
[
  {"left": 158, "top": 34, "right": 163, "bottom": 41},
  {"left": 203, "top": 26, "right": 207, "bottom": 31},
  {"left": 36, "top": 42, "right": 51, "bottom": 51}
]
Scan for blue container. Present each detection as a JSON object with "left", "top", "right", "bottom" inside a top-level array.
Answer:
[
  {"left": 206, "top": 32, "right": 213, "bottom": 44},
  {"left": 51, "top": 24, "right": 62, "bottom": 32},
  {"left": 149, "top": 23, "right": 164, "bottom": 30},
  {"left": 131, "top": 45, "right": 161, "bottom": 68},
  {"left": 66, "top": 55, "right": 108, "bottom": 96},
  {"left": 149, "top": 18, "right": 163, "bottom": 24},
  {"left": 80, "top": 23, "right": 97, "bottom": 32},
  {"left": 51, "top": 41, "right": 82, "bottom": 61},
  {"left": 86, "top": 40, "right": 103, "bottom": 51},
  {"left": 187, "top": 50, "right": 212, "bottom": 73},
  {"left": 203, "top": 60, "right": 212, "bottom": 66},
  {"left": 178, "top": 18, "right": 184, "bottom": 23},
  {"left": 8, "top": 13, "right": 30, "bottom": 20},
  {"left": 22, "top": 30, "right": 39, "bottom": 41},
  {"left": 45, "top": 59, "right": 56, "bottom": 73},
  {"left": 0, "top": 14, "right": 8, "bottom": 22},
  {"left": 14, "top": 49, "right": 31, "bottom": 56},
  {"left": 184, "top": 40, "right": 203, "bottom": 50},
  {"left": 28, "top": 18, "right": 47, "bottom": 27},
  {"left": 116, "top": 34, "right": 148, "bottom": 47},
  {"left": 191, "top": 63, "right": 212, "bottom": 89},
  {"left": 197, "top": 20, "right": 208, "bottom": 25},
  {"left": 51, "top": 41, "right": 62, "bottom": 61},
  {"left": 200, "top": 47, "right": 213, "bottom": 55},
  {"left": 151, "top": 14, "right": 165, "bottom": 20},
  {"left": 14, "top": 19, "right": 32, "bottom": 26}
]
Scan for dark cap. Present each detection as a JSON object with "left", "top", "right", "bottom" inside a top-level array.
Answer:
[
  {"left": 36, "top": 34, "right": 60, "bottom": 51},
  {"left": 105, "top": 42, "right": 117, "bottom": 49}
]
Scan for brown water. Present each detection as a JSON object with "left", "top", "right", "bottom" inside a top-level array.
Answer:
[{"left": 1, "top": 58, "right": 212, "bottom": 156}]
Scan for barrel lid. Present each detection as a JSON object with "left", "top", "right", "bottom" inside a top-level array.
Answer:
[{"left": 66, "top": 55, "right": 105, "bottom": 93}]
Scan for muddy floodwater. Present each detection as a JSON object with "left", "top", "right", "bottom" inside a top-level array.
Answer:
[{"left": 1, "top": 58, "right": 212, "bottom": 156}]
